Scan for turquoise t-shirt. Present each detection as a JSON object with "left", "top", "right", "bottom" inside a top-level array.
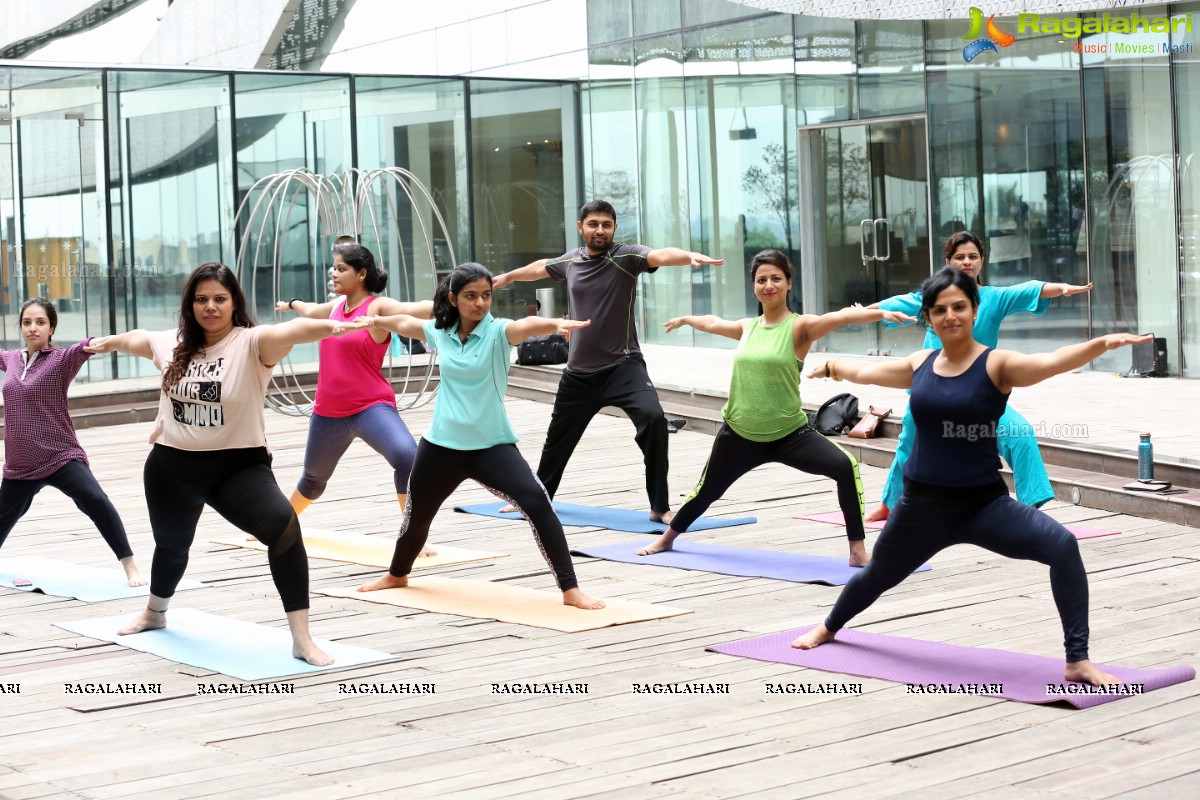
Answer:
[
  {"left": 878, "top": 281, "right": 1049, "bottom": 349},
  {"left": 422, "top": 314, "right": 517, "bottom": 450}
]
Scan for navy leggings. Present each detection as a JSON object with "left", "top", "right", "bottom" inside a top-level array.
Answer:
[
  {"left": 144, "top": 445, "right": 310, "bottom": 611},
  {"left": 298, "top": 402, "right": 417, "bottom": 498},
  {"left": 673, "top": 423, "right": 865, "bottom": 540},
  {"left": 0, "top": 460, "right": 133, "bottom": 559},
  {"left": 824, "top": 480, "right": 1091, "bottom": 662},
  {"left": 389, "top": 439, "right": 579, "bottom": 591}
]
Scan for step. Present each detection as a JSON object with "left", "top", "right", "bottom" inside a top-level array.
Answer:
[{"left": 509, "top": 364, "right": 1200, "bottom": 527}]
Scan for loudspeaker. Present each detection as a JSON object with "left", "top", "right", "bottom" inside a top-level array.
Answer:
[{"left": 1127, "top": 335, "right": 1167, "bottom": 377}]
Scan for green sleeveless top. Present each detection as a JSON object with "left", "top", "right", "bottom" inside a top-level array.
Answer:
[{"left": 722, "top": 314, "right": 808, "bottom": 442}]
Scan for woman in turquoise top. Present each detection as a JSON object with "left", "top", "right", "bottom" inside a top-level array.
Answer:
[
  {"left": 637, "top": 250, "right": 913, "bottom": 566},
  {"left": 355, "top": 262, "right": 605, "bottom": 611},
  {"left": 867, "top": 231, "right": 1092, "bottom": 521}
]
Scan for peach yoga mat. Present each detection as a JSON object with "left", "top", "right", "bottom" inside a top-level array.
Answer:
[
  {"left": 211, "top": 528, "right": 507, "bottom": 569},
  {"left": 317, "top": 576, "right": 692, "bottom": 633}
]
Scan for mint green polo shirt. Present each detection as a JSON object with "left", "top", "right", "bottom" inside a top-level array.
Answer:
[{"left": 422, "top": 314, "right": 517, "bottom": 449}]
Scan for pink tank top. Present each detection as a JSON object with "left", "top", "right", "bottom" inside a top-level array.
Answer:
[{"left": 313, "top": 297, "right": 396, "bottom": 417}]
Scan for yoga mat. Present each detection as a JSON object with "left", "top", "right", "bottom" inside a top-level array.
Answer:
[
  {"left": 56, "top": 607, "right": 396, "bottom": 682},
  {"left": 571, "top": 540, "right": 930, "bottom": 586},
  {"left": 0, "top": 556, "right": 202, "bottom": 603},
  {"left": 210, "top": 529, "right": 507, "bottom": 569},
  {"left": 708, "top": 627, "right": 1194, "bottom": 708},
  {"left": 454, "top": 501, "right": 756, "bottom": 533},
  {"left": 797, "top": 511, "right": 1121, "bottom": 540},
  {"left": 317, "top": 576, "right": 692, "bottom": 633}
]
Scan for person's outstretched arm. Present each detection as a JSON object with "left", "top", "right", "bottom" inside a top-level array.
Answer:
[
  {"left": 368, "top": 298, "right": 434, "bottom": 318},
  {"left": 794, "top": 306, "right": 916, "bottom": 345},
  {"left": 662, "top": 315, "right": 745, "bottom": 341},
  {"left": 258, "top": 318, "right": 370, "bottom": 365},
  {"left": 84, "top": 330, "right": 155, "bottom": 360},
  {"left": 505, "top": 317, "right": 590, "bottom": 345},
  {"left": 275, "top": 298, "right": 339, "bottom": 319},
  {"left": 647, "top": 248, "right": 724, "bottom": 269},
  {"left": 1039, "top": 281, "right": 1093, "bottom": 299},
  {"left": 803, "top": 350, "right": 930, "bottom": 390},
  {"left": 492, "top": 259, "right": 550, "bottom": 290},
  {"left": 357, "top": 314, "right": 429, "bottom": 342},
  {"left": 994, "top": 333, "right": 1151, "bottom": 391}
]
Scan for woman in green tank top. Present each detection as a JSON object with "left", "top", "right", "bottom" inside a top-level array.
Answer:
[{"left": 637, "top": 250, "right": 913, "bottom": 566}]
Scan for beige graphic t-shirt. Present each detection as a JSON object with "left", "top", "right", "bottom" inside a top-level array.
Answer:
[{"left": 148, "top": 327, "right": 273, "bottom": 451}]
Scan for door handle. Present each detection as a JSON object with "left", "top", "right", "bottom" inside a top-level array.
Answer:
[
  {"left": 860, "top": 219, "right": 872, "bottom": 263},
  {"left": 874, "top": 218, "right": 890, "bottom": 261}
]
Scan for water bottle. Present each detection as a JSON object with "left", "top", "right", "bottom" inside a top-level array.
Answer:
[{"left": 1138, "top": 433, "right": 1154, "bottom": 481}]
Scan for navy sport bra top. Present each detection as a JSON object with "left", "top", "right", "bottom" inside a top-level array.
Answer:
[{"left": 904, "top": 348, "right": 1009, "bottom": 488}]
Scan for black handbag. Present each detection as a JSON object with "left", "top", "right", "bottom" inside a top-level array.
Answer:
[{"left": 515, "top": 334, "right": 568, "bottom": 366}]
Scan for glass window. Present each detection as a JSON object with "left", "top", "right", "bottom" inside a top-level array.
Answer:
[
  {"left": 587, "top": 0, "right": 632, "bottom": 46},
  {"left": 795, "top": 15, "right": 856, "bottom": 124},
  {"left": 106, "top": 70, "right": 234, "bottom": 379},
  {"left": 469, "top": 79, "right": 576, "bottom": 321},
  {"left": 857, "top": 20, "right": 924, "bottom": 118}
]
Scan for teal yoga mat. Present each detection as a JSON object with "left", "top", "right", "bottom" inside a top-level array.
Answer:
[
  {"left": 0, "top": 556, "right": 202, "bottom": 603},
  {"left": 454, "top": 501, "right": 756, "bottom": 534},
  {"left": 57, "top": 608, "right": 397, "bottom": 681}
]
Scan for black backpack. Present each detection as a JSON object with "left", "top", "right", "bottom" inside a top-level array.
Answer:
[{"left": 810, "top": 393, "right": 859, "bottom": 435}]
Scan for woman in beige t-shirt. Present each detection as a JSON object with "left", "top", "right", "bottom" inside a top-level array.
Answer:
[{"left": 88, "top": 262, "right": 366, "bottom": 666}]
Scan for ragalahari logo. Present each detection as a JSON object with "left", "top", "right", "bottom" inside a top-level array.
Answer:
[{"left": 962, "top": 7, "right": 1016, "bottom": 61}]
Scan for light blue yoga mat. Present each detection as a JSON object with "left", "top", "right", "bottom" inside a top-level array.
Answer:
[
  {"left": 0, "top": 556, "right": 202, "bottom": 603},
  {"left": 454, "top": 501, "right": 756, "bottom": 534},
  {"left": 57, "top": 608, "right": 397, "bottom": 682},
  {"left": 571, "top": 540, "right": 930, "bottom": 586}
]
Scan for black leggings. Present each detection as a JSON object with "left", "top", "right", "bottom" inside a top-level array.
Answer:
[
  {"left": 672, "top": 423, "right": 866, "bottom": 541},
  {"left": 144, "top": 444, "right": 310, "bottom": 612},
  {"left": 537, "top": 357, "right": 670, "bottom": 514},
  {"left": 0, "top": 460, "right": 133, "bottom": 559},
  {"left": 824, "top": 480, "right": 1091, "bottom": 662},
  {"left": 389, "top": 439, "right": 579, "bottom": 591}
]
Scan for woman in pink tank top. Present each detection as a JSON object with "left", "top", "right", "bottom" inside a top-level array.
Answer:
[{"left": 277, "top": 240, "right": 436, "bottom": 557}]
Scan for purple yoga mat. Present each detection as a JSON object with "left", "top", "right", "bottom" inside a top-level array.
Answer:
[
  {"left": 797, "top": 511, "right": 1121, "bottom": 540},
  {"left": 708, "top": 627, "right": 1194, "bottom": 708},
  {"left": 571, "top": 540, "right": 929, "bottom": 586}
]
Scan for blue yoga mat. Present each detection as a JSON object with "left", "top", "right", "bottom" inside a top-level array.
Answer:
[
  {"left": 571, "top": 540, "right": 930, "bottom": 586},
  {"left": 454, "top": 501, "right": 756, "bottom": 534},
  {"left": 0, "top": 556, "right": 203, "bottom": 603},
  {"left": 57, "top": 608, "right": 397, "bottom": 682}
]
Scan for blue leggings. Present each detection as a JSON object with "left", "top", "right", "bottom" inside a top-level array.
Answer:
[
  {"left": 881, "top": 405, "right": 1053, "bottom": 509},
  {"left": 825, "top": 481, "right": 1090, "bottom": 662},
  {"left": 297, "top": 403, "right": 417, "bottom": 499}
]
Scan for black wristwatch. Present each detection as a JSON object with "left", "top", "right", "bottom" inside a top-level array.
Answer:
[{"left": 288, "top": 298, "right": 302, "bottom": 310}]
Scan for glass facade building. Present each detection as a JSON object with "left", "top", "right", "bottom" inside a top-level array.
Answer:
[{"left": 2, "top": 0, "right": 1198, "bottom": 382}]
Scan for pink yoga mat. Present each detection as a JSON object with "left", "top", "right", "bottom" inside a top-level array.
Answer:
[
  {"left": 797, "top": 511, "right": 1120, "bottom": 540},
  {"left": 708, "top": 627, "right": 1194, "bottom": 708}
]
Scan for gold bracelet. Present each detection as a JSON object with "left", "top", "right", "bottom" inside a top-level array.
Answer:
[{"left": 829, "top": 360, "right": 843, "bottom": 381}]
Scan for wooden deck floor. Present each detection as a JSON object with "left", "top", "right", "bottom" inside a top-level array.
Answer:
[{"left": 0, "top": 398, "right": 1196, "bottom": 799}]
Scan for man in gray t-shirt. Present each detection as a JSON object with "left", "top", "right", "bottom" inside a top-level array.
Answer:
[{"left": 493, "top": 200, "right": 722, "bottom": 523}]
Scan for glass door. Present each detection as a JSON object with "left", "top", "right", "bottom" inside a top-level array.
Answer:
[
  {"left": 0, "top": 119, "right": 16, "bottom": 347},
  {"left": 798, "top": 115, "right": 931, "bottom": 355}
]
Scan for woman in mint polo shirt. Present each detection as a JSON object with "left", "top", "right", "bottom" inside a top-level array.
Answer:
[
  {"left": 356, "top": 263, "right": 605, "bottom": 611},
  {"left": 636, "top": 249, "right": 914, "bottom": 567}
]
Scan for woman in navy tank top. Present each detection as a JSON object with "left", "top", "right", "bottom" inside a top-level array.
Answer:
[{"left": 793, "top": 266, "right": 1149, "bottom": 688}]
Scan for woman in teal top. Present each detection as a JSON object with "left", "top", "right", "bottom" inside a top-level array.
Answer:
[
  {"left": 355, "top": 263, "right": 605, "bottom": 611},
  {"left": 637, "top": 249, "right": 913, "bottom": 566},
  {"left": 867, "top": 231, "right": 1092, "bottom": 521}
]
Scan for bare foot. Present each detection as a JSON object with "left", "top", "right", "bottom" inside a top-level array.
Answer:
[
  {"left": 637, "top": 529, "right": 678, "bottom": 556},
  {"left": 563, "top": 588, "right": 606, "bottom": 610},
  {"left": 293, "top": 640, "right": 335, "bottom": 666},
  {"left": 864, "top": 504, "right": 890, "bottom": 523},
  {"left": 1064, "top": 659, "right": 1121, "bottom": 687},
  {"left": 358, "top": 573, "right": 408, "bottom": 592},
  {"left": 791, "top": 624, "right": 837, "bottom": 650},
  {"left": 417, "top": 545, "right": 438, "bottom": 559},
  {"left": 650, "top": 509, "right": 674, "bottom": 525},
  {"left": 498, "top": 504, "right": 518, "bottom": 514},
  {"left": 848, "top": 540, "right": 870, "bottom": 568},
  {"left": 118, "top": 608, "right": 166, "bottom": 635},
  {"left": 121, "top": 557, "right": 147, "bottom": 587}
]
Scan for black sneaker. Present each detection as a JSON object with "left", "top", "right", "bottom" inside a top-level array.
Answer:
[{"left": 666, "top": 418, "right": 687, "bottom": 434}]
